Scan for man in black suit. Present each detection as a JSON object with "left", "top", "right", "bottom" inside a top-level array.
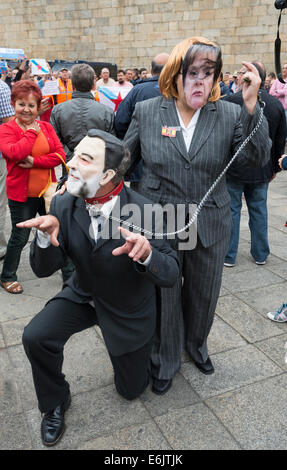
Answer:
[
  {"left": 19, "top": 130, "right": 179, "bottom": 447},
  {"left": 223, "top": 61, "right": 286, "bottom": 267}
]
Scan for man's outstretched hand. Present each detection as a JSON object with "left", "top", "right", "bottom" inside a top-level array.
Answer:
[
  {"left": 112, "top": 227, "right": 152, "bottom": 262},
  {"left": 17, "top": 215, "right": 60, "bottom": 247}
]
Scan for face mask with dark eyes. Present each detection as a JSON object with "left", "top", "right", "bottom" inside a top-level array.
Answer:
[{"left": 182, "top": 43, "right": 222, "bottom": 109}]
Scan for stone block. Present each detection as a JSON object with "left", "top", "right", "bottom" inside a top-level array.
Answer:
[
  {"left": 77, "top": 421, "right": 171, "bottom": 450},
  {"left": 181, "top": 344, "right": 282, "bottom": 400},
  {"left": 155, "top": 403, "right": 240, "bottom": 450},
  {"left": 206, "top": 374, "right": 287, "bottom": 449}
]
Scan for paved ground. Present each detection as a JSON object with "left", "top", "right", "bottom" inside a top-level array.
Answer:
[{"left": 1, "top": 171, "right": 287, "bottom": 451}]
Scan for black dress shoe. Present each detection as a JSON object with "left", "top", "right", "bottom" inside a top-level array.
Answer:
[
  {"left": 41, "top": 394, "right": 71, "bottom": 447},
  {"left": 152, "top": 378, "right": 173, "bottom": 395},
  {"left": 194, "top": 357, "right": 214, "bottom": 375}
]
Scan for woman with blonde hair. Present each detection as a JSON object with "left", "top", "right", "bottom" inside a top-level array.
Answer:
[{"left": 124, "top": 36, "right": 271, "bottom": 394}]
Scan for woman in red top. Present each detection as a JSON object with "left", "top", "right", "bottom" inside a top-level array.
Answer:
[{"left": 0, "top": 80, "right": 66, "bottom": 294}]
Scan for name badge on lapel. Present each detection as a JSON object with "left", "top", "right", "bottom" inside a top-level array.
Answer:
[{"left": 161, "top": 126, "right": 180, "bottom": 138}]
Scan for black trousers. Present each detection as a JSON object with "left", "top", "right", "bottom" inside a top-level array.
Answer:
[
  {"left": 1, "top": 198, "right": 46, "bottom": 282},
  {"left": 1, "top": 198, "right": 74, "bottom": 283},
  {"left": 22, "top": 298, "right": 153, "bottom": 413}
]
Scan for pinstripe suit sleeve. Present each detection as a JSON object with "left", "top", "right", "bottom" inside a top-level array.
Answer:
[{"left": 124, "top": 103, "right": 142, "bottom": 176}]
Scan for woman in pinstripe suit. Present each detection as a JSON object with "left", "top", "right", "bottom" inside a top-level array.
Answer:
[{"left": 124, "top": 37, "right": 271, "bottom": 394}]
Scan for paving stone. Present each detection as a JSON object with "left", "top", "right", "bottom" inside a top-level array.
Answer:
[
  {"left": 207, "top": 315, "right": 247, "bottom": 354},
  {"left": 0, "top": 375, "right": 22, "bottom": 418},
  {"left": 1, "top": 315, "right": 33, "bottom": 347},
  {"left": 206, "top": 374, "right": 287, "bottom": 450},
  {"left": 221, "top": 267, "right": 283, "bottom": 293},
  {"left": 215, "top": 295, "right": 283, "bottom": 343},
  {"left": 267, "top": 262, "right": 287, "bottom": 281},
  {"left": 0, "top": 414, "right": 32, "bottom": 450},
  {"left": 77, "top": 421, "right": 171, "bottom": 450},
  {"left": 0, "top": 327, "right": 5, "bottom": 349},
  {"left": 235, "top": 282, "right": 287, "bottom": 331},
  {"left": 254, "top": 333, "right": 287, "bottom": 371},
  {"left": 0, "top": 294, "right": 47, "bottom": 322},
  {"left": 181, "top": 345, "right": 282, "bottom": 400},
  {"left": 155, "top": 404, "right": 240, "bottom": 450},
  {"left": 20, "top": 276, "right": 61, "bottom": 300}
]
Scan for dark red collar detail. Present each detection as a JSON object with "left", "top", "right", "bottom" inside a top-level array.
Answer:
[{"left": 84, "top": 180, "right": 124, "bottom": 205}]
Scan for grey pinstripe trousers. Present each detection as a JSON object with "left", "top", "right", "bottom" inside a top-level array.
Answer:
[{"left": 151, "top": 233, "right": 230, "bottom": 380}]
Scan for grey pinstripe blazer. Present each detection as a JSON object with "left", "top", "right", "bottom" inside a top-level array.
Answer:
[{"left": 124, "top": 96, "right": 271, "bottom": 248}]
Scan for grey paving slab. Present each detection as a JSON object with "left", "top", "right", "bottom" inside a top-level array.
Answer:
[
  {"left": 26, "top": 386, "right": 151, "bottom": 449},
  {"left": 206, "top": 374, "right": 287, "bottom": 450},
  {"left": 0, "top": 293, "right": 47, "bottom": 322},
  {"left": 155, "top": 404, "right": 240, "bottom": 450},
  {"left": 0, "top": 414, "right": 32, "bottom": 450},
  {"left": 255, "top": 333, "right": 287, "bottom": 371},
  {"left": 0, "top": 373, "right": 22, "bottom": 418},
  {"left": 20, "top": 276, "right": 62, "bottom": 300},
  {"left": 181, "top": 345, "right": 282, "bottom": 400},
  {"left": 0, "top": 327, "right": 5, "bottom": 349},
  {"left": 207, "top": 315, "right": 247, "bottom": 354},
  {"left": 77, "top": 421, "right": 172, "bottom": 450},
  {"left": 221, "top": 267, "right": 284, "bottom": 293},
  {"left": 1, "top": 315, "right": 33, "bottom": 347},
  {"left": 215, "top": 295, "right": 283, "bottom": 343},
  {"left": 235, "top": 281, "right": 287, "bottom": 328},
  {"left": 5, "top": 345, "right": 38, "bottom": 412},
  {"left": 267, "top": 262, "right": 287, "bottom": 280}
]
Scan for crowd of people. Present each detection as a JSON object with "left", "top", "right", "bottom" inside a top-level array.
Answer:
[{"left": 0, "top": 37, "right": 287, "bottom": 447}]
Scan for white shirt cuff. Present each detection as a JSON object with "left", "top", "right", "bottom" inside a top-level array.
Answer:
[
  {"left": 36, "top": 230, "right": 51, "bottom": 248},
  {"left": 137, "top": 251, "right": 152, "bottom": 266}
]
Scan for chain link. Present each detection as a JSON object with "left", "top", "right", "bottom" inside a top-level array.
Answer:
[{"left": 108, "top": 105, "right": 265, "bottom": 237}]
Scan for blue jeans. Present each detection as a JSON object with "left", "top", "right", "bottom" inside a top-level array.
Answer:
[{"left": 225, "top": 179, "right": 270, "bottom": 264}]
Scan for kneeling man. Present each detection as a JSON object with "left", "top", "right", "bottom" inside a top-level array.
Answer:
[{"left": 19, "top": 130, "right": 179, "bottom": 447}]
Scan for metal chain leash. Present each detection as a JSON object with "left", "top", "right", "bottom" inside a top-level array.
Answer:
[{"left": 108, "top": 104, "right": 265, "bottom": 238}]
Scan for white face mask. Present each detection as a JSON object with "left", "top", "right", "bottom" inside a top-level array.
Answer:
[
  {"left": 67, "top": 169, "right": 105, "bottom": 198},
  {"left": 66, "top": 136, "right": 115, "bottom": 199}
]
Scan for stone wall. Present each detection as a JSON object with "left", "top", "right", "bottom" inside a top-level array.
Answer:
[{"left": 0, "top": 0, "right": 287, "bottom": 73}]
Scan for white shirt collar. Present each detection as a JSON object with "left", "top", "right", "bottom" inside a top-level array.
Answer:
[{"left": 86, "top": 195, "right": 118, "bottom": 219}]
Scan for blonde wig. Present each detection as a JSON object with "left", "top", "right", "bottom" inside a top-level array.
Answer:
[{"left": 159, "top": 37, "right": 222, "bottom": 102}]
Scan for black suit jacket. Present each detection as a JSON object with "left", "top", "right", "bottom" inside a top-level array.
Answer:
[
  {"left": 223, "top": 88, "right": 286, "bottom": 182},
  {"left": 30, "top": 186, "right": 179, "bottom": 356}
]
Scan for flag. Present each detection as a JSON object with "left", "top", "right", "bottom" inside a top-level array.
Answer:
[
  {"left": 0, "top": 61, "right": 8, "bottom": 74},
  {"left": 0, "top": 48, "right": 25, "bottom": 59},
  {"left": 31, "top": 59, "right": 50, "bottom": 75},
  {"left": 98, "top": 86, "right": 132, "bottom": 112}
]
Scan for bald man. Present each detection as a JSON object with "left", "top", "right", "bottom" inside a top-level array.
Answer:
[
  {"left": 115, "top": 52, "right": 169, "bottom": 189},
  {"left": 96, "top": 67, "right": 115, "bottom": 88}
]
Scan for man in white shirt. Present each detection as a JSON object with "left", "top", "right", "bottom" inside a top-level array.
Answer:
[
  {"left": 19, "top": 130, "right": 179, "bottom": 447},
  {"left": 96, "top": 67, "right": 115, "bottom": 88}
]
